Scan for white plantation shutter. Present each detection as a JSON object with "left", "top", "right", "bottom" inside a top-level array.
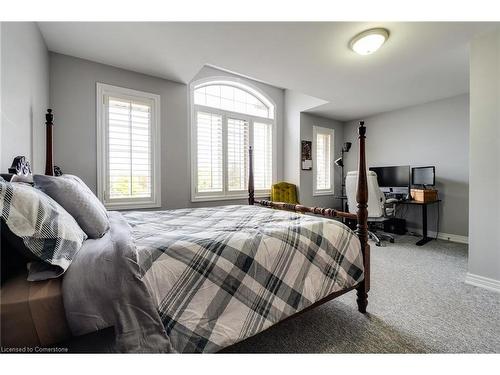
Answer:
[
  {"left": 191, "top": 80, "right": 276, "bottom": 201},
  {"left": 194, "top": 84, "right": 274, "bottom": 119},
  {"left": 314, "top": 126, "right": 334, "bottom": 194},
  {"left": 253, "top": 122, "right": 273, "bottom": 190},
  {"left": 107, "top": 97, "right": 152, "bottom": 199},
  {"left": 316, "top": 133, "right": 330, "bottom": 190},
  {"left": 227, "top": 118, "right": 249, "bottom": 191},
  {"left": 196, "top": 112, "right": 223, "bottom": 193},
  {"left": 97, "top": 83, "right": 160, "bottom": 209}
]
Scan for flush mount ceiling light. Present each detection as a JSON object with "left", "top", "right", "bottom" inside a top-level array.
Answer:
[{"left": 349, "top": 28, "right": 389, "bottom": 55}]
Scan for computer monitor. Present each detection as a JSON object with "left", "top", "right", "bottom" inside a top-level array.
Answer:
[
  {"left": 412, "top": 166, "right": 435, "bottom": 187},
  {"left": 369, "top": 165, "right": 410, "bottom": 195}
]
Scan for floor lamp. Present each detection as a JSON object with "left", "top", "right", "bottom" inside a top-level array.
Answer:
[{"left": 334, "top": 142, "right": 352, "bottom": 197}]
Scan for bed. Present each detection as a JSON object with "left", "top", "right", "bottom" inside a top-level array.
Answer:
[{"left": 0, "top": 109, "right": 370, "bottom": 353}]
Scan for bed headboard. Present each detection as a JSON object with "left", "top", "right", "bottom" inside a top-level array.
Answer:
[
  {"left": 8, "top": 156, "right": 32, "bottom": 176},
  {"left": 1, "top": 156, "right": 32, "bottom": 182},
  {"left": 2, "top": 109, "right": 55, "bottom": 181},
  {"left": 45, "top": 109, "right": 54, "bottom": 176}
]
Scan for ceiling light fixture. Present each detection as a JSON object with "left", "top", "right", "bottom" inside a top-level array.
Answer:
[{"left": 349, "top": 28, "right": 389, "bottom": 55}]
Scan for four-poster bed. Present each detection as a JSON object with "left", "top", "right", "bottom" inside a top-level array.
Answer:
[
  {"left": 0, "top": 109, "right": 370, "bottom": 352},
  {"left": 248, "top": 121, "right": 370, "bottom": 313}
]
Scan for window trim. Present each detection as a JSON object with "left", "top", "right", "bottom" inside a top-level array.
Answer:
[
  {"left": 312, "top": 125, "right": 335, "bottom": 197},
  {"left": 189, "top": 77, "right": 277, "bottom": 202},
  {"left": 96, "top": 82, "right": 161, "bottom": 210}
]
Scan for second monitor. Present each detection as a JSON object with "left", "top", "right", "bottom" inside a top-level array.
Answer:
[
  {"left": 369, "top": 165, "right": 410, "bottom": 195},
  {"left": 412, "top": 166, "right": 435, "bottom": 187}
]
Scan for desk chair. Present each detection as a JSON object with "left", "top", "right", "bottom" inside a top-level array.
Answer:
[
  {"left": 345, "top": 171, "right": 395, "bottom": 246},
  {"left": 271, "top": 182, "right": 299, "bottom": 204}
]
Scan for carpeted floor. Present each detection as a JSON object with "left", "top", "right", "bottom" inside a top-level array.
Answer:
[
  {"left": 223, "top": 235, "right": 500, "bottom": 353},
  {"left": 66, "top": 235, "right": 500, "bottom": 353}
]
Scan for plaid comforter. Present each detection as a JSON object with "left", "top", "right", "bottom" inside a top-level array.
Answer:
[{"left": 122, "top": 205, "right": 363, "bottom": 353}]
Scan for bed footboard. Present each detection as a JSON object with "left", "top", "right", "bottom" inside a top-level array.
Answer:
[{"left": 248, "top": 121, "right": 370, "bottom": 313}]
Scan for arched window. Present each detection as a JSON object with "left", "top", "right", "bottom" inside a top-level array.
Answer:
[
  {"left": 191, "top": 79, "right": 276, "bottom": 201},
  {"left": 194, "top": 81, "right": 274, "bottom": 119}
]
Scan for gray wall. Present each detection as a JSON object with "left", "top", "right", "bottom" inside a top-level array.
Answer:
[
  {"left": 468, "top": 28, "right": 500, "bottom": 282},
  {"left": 4, "top": 29, "right": 474, "bottom": 243},
  {"left": 344, "top": 94, "right": 470, "bottom": 237},
  {"left": 1, "top": 22, "right": 49, "bottom": 173},
  {"left": 299, "top": 112, "right": 344, "bottom": 208},
  {"left": 49, "top": 53, "right": 284, "bottom": 209},
  {"left": 50, "top": 53, "right": 188, "bottom": 209}
]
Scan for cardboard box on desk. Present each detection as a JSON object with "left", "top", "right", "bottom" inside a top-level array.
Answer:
[{"left": 411, "top": 189, "right": 438, "bottom": 203}]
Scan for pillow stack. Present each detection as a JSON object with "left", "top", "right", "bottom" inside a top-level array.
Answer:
[
  {"left": 0, "top": 174, "right": 110, "bottom": 281},
  {"left": 0, "top": 179, "right": 88, "bottom": 281}
]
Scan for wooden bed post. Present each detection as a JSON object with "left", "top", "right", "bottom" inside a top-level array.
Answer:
[
  {"left": 247, "top": 121, "right": 370, "bottom": 314},
  {"left": 45, "top": 109, "right": 54, "bottom": 176},
  {"left": 248, "top": 146, "right": 255, "bottom": 205},
  {"left": 355, "top": 121, "right": 370, "bottom": 313}
]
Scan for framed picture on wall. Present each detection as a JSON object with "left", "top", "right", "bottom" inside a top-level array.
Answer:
[{"left": 301, "top": 140, "right": 312, "bottom": 170}]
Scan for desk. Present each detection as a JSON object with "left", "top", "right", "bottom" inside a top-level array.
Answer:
[{"left": 397, "top": 200, "right": 441, "bottom": 246}]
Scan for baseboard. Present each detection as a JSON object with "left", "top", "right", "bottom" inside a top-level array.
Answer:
[
  {"left": 406, "top": 227, "right": 468, "bottom": 244},
  {"left": 434, "top": 232, "right": 468, "bottom": 244},
  {"left": 465, "top": 273, "right": 500, "bottom": 293}
]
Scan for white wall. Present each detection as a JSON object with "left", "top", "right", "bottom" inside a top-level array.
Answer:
[
  {"left": 1, "top": 22, "right": 49, "bottom": 173},
  {"left": 49, "top": 54, "right": 285, "bottom": 209},
  {"left": 0, "top": 22, "right": 2, "bottom": 167},
  {"left": 283, "top": 90, "right": 327, "bottom": 187},
  {"left": 299, "top": 112, "right": 344, "bottom": 208},
  {"left": 344, "top": 94, "right": 470, "bottom": 238},
  {"left": 467, "top": 27, "right": 500, "bottom": 287}
]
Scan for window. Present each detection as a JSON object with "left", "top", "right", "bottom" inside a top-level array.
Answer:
[
  {"left": 313, "top": 126, "right": 334, "bottom": 196},
  {"left": 97, "top": 83, "right": 161, "bottom": 209},
  {"left": 191, "top": 79, "right": 276, "bottom": 201},
  {"left": 194, "top": 84, "right": 274, "bottom": 119}
]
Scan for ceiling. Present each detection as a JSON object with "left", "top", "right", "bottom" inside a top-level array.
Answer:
[{"left": 38, "top": 22, "right": 498, "bottom": 121}]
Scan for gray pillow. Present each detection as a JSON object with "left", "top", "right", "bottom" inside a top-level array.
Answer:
[
  {"left": 0, "top": 179, "right": 87, "bottom": 281},
  {"left": 11, "top": 174, "right": 34, "bottom": 184},
  {"left": 34, "top": 174, "right": 110, "bottom": 238}
]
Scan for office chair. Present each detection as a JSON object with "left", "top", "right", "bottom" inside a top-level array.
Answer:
[
  {"left": 271, "top": 182, "right": 299, "bottom": 204},
  {"left": 345, "top": 171, "right": 396, "bottom": 246}
]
